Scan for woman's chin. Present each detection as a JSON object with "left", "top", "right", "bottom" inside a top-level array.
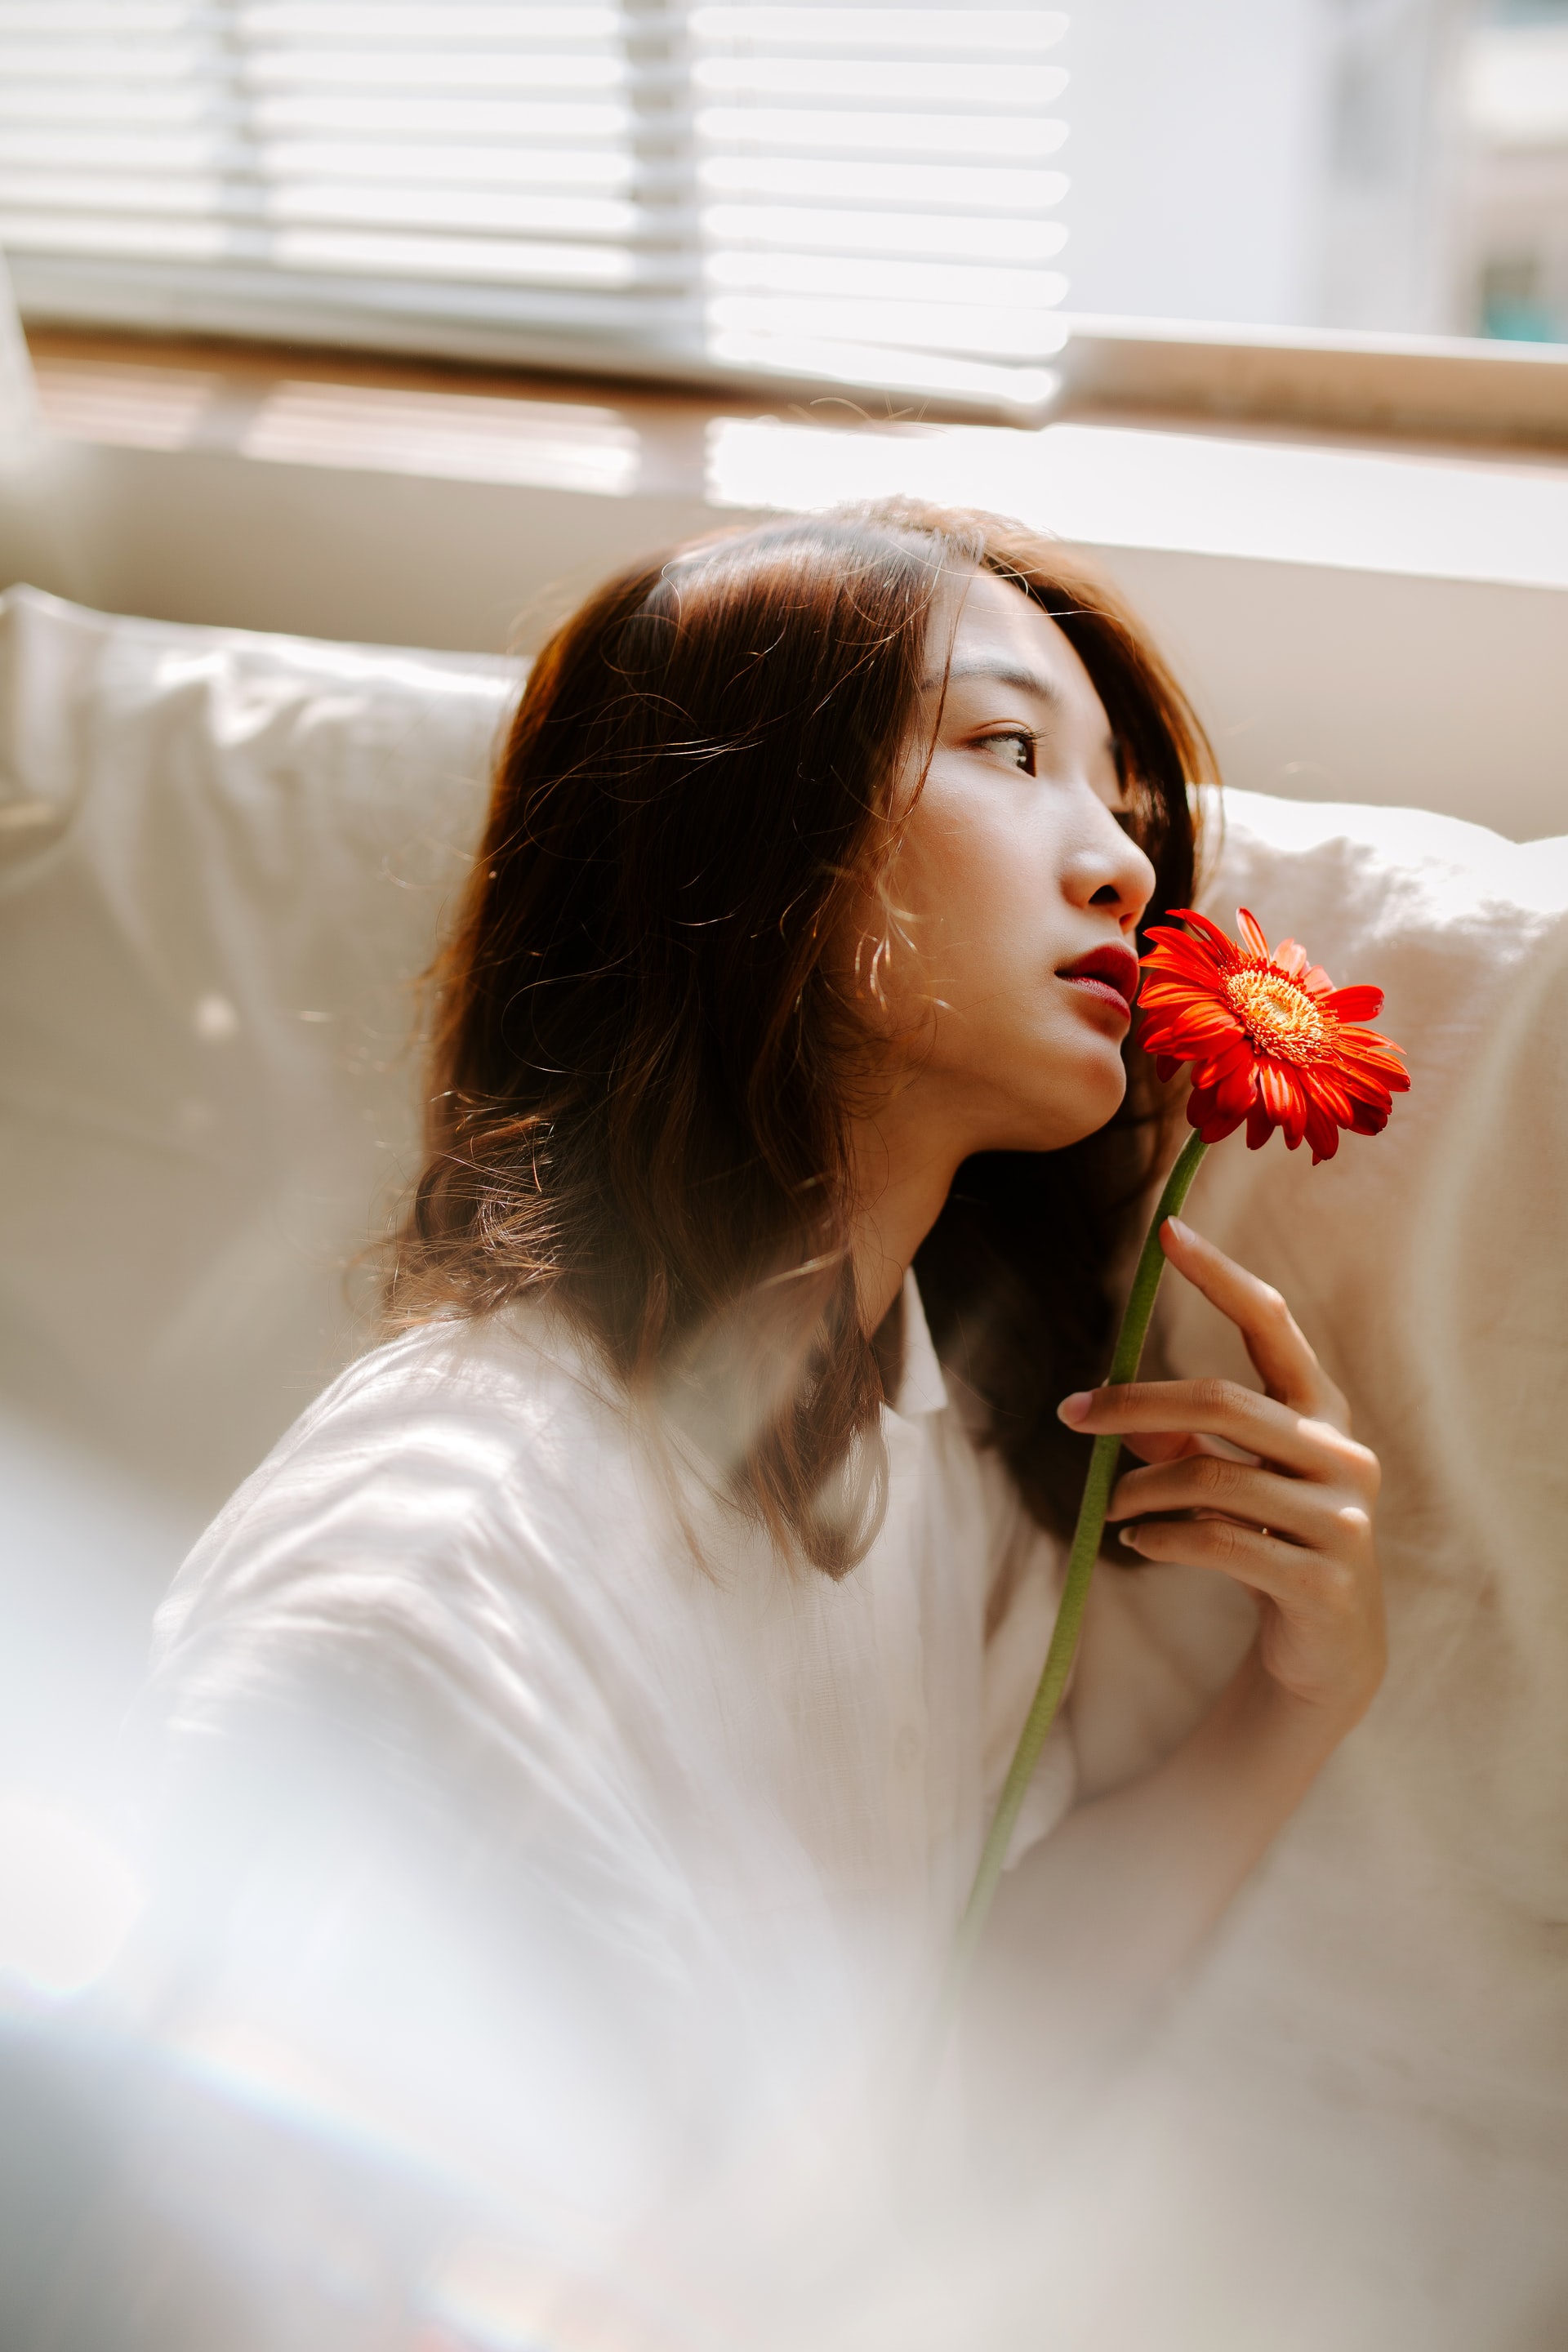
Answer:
[
  {"left": 1044, "top": 1039, "right": 1130, "bottom": 1142},
  {"left": 996, "top": 1071, "right": 1129, "bottom": 1156}
]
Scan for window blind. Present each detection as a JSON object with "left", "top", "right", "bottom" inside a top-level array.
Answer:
[{"left": 0, "top": 2, "right": 1069, "bottom": 416}]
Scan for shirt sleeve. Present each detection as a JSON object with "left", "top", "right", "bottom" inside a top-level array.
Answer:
[{"left": 120, "top": 1386, "right": 811, "bottom": 2247}]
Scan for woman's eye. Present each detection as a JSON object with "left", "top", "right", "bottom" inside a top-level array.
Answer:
[{"left": 977, "top": 729, "right": 1035, "bottom": 774}]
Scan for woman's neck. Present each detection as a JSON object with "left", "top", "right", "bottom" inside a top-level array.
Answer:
[{"left": 845, "top": 1093, "right": 965, "bottom": 1331}]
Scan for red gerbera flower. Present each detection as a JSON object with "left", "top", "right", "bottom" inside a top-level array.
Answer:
[{"left": 1137, "top": 906, "right": 1410, "bottom": 1164}]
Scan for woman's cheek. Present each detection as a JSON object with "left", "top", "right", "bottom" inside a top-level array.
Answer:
[
  {"left": 943, "top": 808, "right": 1037, "bottom": 937},
  {"left": 902, "top": 782, "right": 1062, "bottom": 1015}
]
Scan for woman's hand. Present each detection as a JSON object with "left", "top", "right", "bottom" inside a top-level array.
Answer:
[
  {"left": 981, "top": 1223, "right": 1387, "bottom": 2072},
  {"left": 1060, "top": 1216, "right": 1387, "bottom": 1734}
]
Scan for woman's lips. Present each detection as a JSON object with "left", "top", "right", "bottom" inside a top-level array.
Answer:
[
  {"left": 1062, "top": 973, "right": 1133, "bottom": 1019},
  {"left": 1057, "top": 944, "right": 1140, "bottom": 1021}
]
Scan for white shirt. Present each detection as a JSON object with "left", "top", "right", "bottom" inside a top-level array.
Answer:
[{"left": 130, "top": 1273, "right": 1073, "bottom": 2250}]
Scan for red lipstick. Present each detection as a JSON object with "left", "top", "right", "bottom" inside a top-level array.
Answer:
[{"left": 1057, "top": 942, "right": 1140, "bottom": 1017}]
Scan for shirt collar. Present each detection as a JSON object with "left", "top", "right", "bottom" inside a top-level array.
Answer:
[{"left": 893, "top": 1268, "right": 949, "bottom": 1419}]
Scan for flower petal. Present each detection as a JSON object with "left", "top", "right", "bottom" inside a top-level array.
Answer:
[
  {"left": 1322, "top": 984, "right": 1384, "bottom": 1022},
  {"left": 1139, "top": 1007, "right": 1242, "bottom": 1051},
  {"left": 1236, "top": 908, "right": 1271, "bottom": 960},
  {"left": 1138, "top": 942, "right": 1225, "bottom": 991},
  {"left": 1337, "top": 1027, "right": 1410, "bottom": 1083},
  {"left": 1301, "top": 1067, "right": 1358, "bottom": 1125},
  {"left": 1137, "top": 976, "right": 1228, "bottom": 1012},
  {"left": 1258, "top": 1058, "right": 1309, "bottom": 1147},
  {"left": 1160, "top": 908, "right": 1244, "bottom": 970},
  {"left": 1303, "top": 1099, "right": 1342, "bottom": 1164},
  {"left": 1210, "top": 1062, "right": 1258, "bottom": 1121},
  {"left": 1189, "top": 1097, "right": 1246, "bottom": 1144}
]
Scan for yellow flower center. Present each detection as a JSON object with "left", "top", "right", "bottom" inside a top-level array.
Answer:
[{"left": 1223, "top": 966, "right": 1333, "bottom": 1063}]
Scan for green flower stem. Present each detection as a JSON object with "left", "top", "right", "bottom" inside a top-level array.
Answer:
[{"left": 945, "top": 1128, "right": 1210, "bottom": 2000}]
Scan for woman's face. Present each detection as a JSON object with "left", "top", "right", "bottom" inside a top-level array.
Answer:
[{"left": 853, "top": 567, "right": 1158, "bottom": 1160}]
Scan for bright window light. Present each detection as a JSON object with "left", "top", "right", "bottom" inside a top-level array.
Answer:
[{"left": 0, "top": 1, "right": 1072, "bottom": 416}]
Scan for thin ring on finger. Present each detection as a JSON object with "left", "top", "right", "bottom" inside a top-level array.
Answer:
[
  {"left": 1118, "top": 1512, "right": 1289, "bottom": 1554},
  {"left": 1117, "top": 1516, "right": 1331, "bottom": 1607},
  {"left": 1107, "top": 1459, "right": 1342, "bottom": 1553}
]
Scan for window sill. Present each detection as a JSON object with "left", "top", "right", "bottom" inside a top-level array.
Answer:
[
  {"left": 7, "top": 326, "right": 1566, "bottom": 840},
  {"left": 1054, "top": 315, "right": 1568, "bottom": 453},
  {"left": 21, "top": 323, "right": 1568, "bottom": 597}
]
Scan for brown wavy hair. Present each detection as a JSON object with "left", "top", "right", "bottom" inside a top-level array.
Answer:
[{"left": 385, "top": 501, "right": 1211, "bottom": 1574}]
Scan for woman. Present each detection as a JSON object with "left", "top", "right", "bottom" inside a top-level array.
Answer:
[{"left": 133, "top": 502, "right": 1384, "bottom": 2318}]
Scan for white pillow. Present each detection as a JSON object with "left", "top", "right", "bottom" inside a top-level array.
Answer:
[
  {"left": 0, "top": 584, "right": 514, "bottom": 1517},
  {"left": 1054, "top": 786, "right": 1568, "bottom": 2344}
]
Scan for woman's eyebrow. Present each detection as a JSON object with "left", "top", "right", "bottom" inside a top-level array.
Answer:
[{"left": 922, "top": 658, "right": 1065, "bottom": 704}]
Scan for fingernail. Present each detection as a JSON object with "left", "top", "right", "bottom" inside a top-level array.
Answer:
[
  {"left": 1165, "top": 1216, "right": 1194, "bottom": 1245},
  {"left": 1058, "top": 1391, "right": 1092, "bottom": 1425},
  {"left": 1118, "top": 1526, "right": 1141, "bottom": 1548}
]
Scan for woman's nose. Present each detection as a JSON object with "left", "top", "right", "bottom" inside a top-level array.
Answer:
[{"left": 1076, "top": 800, "right": 1156, "bottom": 928}]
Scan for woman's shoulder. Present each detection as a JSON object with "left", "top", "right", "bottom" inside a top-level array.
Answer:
[
  {"left": 229, "top": 1303, "right": 621, "bottom": 1517},
  {"left": 334, "top": 1295, "right": 611, "bottom": 1409},
  {"left": 149, "top": 1303, "right": 644, "bottom": 1676}
]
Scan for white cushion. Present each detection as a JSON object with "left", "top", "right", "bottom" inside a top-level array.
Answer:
[
  {"left": 0, "top": 585, "right": 513, "bottom": 1510},
  {"left": 0, "top": 586, "right": 512, "bottom": 1793},
  {"left": 1056, "top": 787, "right": 1568, "bottom": 2342}
]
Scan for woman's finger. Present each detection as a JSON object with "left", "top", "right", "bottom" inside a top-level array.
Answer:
[
  {"left": 1107, "top": 1455, "right": 1354, "bottom": 1549},
  {"left": 1116, "top": 1510, "right": 1370, "bottom": 1608},
  {"left": 1116, "top": 1428, "right": 1228, "bottom": 1467},
  {"left": 1059, "top": 1375, "right": 1374, "bottom": 1487},
  {"left": 1158, "top": 1218, "right": 1345, "bottom": 1422}
]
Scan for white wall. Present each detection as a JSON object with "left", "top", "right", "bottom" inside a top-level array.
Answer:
[
  {"left": 1063, "top": 0, "right": 1324, "bottom": 327},
  {"left": 3, "top": 421, "right": 1562, "bottom": 843},
  {"left": 1063, "top": 0, "right": 1471, "bottom": 334}
]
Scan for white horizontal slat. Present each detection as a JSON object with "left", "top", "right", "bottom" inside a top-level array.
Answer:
[
  {"left": 0, "top": 88, "right": 633, "bottom": 141},
  {"left": 239, "top": 5, "right": 626, "bottom": 36},
  {"left": 1, "top": 47, "right": 221, "bottom": 82},
  {"left": 238, "top": 55, "right": 626, "bottom": 93},
  {"left": 269, "top": 233, "right": 644, "bottom": 287},
  {"left": 693, "top": 59, "right": 1068, "bottom": 105},
  {"left": 0, "top": 176, "right": 642, "bottom": 238},
  {"left": 0, "top": 5, "right": 201, "bottom": 26},
  {"left": 707, "top": 250, "right": 1064, "bottom": 310},
  {"left": 0, "top": 140, "right": 637, "bottom": 198},
  {"left": 246, "top": 100, "right": 632, "bottom": 141},
  {"left": 700, "top": 155, "right": 1067, "bottom": 209},
  {"left": 255, "top": 147, "right": 638, "bottom": 192},
  {"left": 704, "top": 204, "right": 1067, "bottom": 261},
  {"left": 3, "top": 216, "right": 234, "bottom": 263},
  {"left": 270, "top": 190, "right": 645, "bottom": 241},
  {"left": 691, "top": 7, "right": 1067, "bottom": 53},
  {"left": 706, "top": 327, "right": 1062, "bottom": 408},
  {"left": 1, "top": 0, "right": 1075, "bottom": 416},
  {"left": 0, "top": 2, "right": 621, "bottom": 26},
  {"left": 697, "top": 107, "right": 1067, "bottom": 159},
  {"left": 0, "top": 2, "right": 629, "bottom": 33},
  {"left": 708, "top": 289, "right": 1069, "bottom": 359}
]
